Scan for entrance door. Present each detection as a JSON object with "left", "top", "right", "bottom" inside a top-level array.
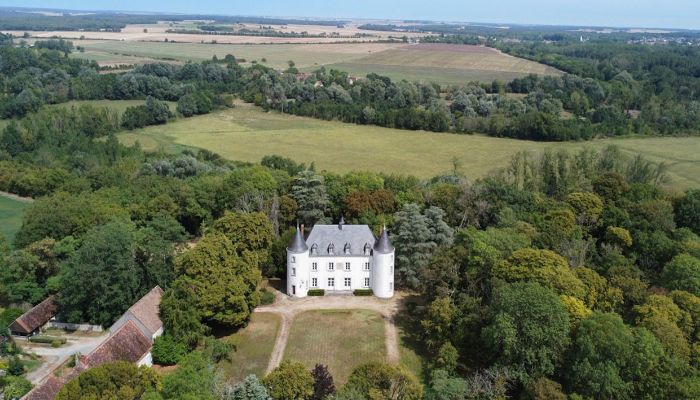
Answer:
[{"left": 292, "top": 285, "right": 296, "bottom": 295}]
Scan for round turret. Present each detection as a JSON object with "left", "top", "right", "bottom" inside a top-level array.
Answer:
[
  {"left": 287, "top": 225, "right": 310, "bottom": 297},
  {"left": 371, "top": 227, "right": 395, "bottom": 298}
]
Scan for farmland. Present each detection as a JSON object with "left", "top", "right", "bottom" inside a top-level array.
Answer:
[
  {"left": 0, "top": 194, "right": 29, "bottom": 247},
  {"left": 283, "top": 309, "right": 386, "bottom": 384},
  {"left": 117, "top": 103, "right": 700, "bottom": 189}
]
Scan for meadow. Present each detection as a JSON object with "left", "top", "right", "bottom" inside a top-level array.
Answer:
[
  {"left": 69, "top": 41, "right": 558, "bottom": 85},
  {"left": 0, "top": 194, "right": 28, "bottom": 247},
  {"left": 283, "top": 309, "right": 386, "bottom": 384},
  {"left": 219, "top": 312, "right": 281, "bottom": 383},
  {"left": 117, "top": 103, "right": 700, "bottom": 189}
]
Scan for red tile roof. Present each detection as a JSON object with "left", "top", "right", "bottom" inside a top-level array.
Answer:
[
  {"left": 10, "top": 296, "right": 57, "bottom": 335},
  {"left": 22, "top": 376, "right": 63, "bottom": 400},
  {"left": 82, "top": 320, "right": 152, "bottom": 369},
  {"left": 109, "top": 286, "right": 164, "bottom": 338}
]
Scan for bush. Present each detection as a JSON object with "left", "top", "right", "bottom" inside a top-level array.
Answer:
[
  {"left": 152, "top": 335, "right": 188, "bottom": 366},
  {"left": 260, "top": 289, "right": 276, "bottom": 305},
  {"left": 353, "top": 289, "right": 373, "bottom": 296},
  {"left": 28, "top": 336, "right": 67, "bottom": 345},
  {"left": 308, "top": 289, "right": 325, "bottom": 296},
  {"left": 1, "top": 376, "right": 33, "bottom": 399},
  {"left": 51, "top": 339, "right": 63, "bottom": 348}
]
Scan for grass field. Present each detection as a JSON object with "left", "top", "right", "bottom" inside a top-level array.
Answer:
[
  {"left": 117, "top": 103, "right": 700, "bottom": 189},
  {"left": 284, "top": 309, "right": 386, "bottom": 384},
  {"left": 0, "top": 195, "right": 27, "bottom": 247},
  {"left": 70, "top": 41, "right": 558, "bottom": 85},
  {"left": 219, "top": 312, "right": 281, "bottom": 383}
]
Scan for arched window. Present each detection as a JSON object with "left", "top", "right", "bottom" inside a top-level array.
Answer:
[
  {"left": 363, "top": 243, "right": 371, "bottom": 255},
  {"left": 344, "top": 243, "right": 351, "bottom": 255},
  {"left": 311, "top": 243, "right": 318, "bottom": 255},
  {"left": 328, "top": 243, "right": 335, "bottom": 255}
]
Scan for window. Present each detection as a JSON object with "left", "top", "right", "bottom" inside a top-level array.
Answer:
[
  {"left": 391, "top": 265, "right": 394, "bottom": 274},
  {"left": 291, "top": 256, "right": 295, "bottom": 263},
  {"left": 390, "top": 282, "right": 393, "bottom": 290},
  {"left": 328, "top": 262, "right": 334, "bottom": 271},
  {"left": 292, "top": 267, "right": 296, "bottom": 277},
  {"left": 344, "top": 277, "right": 351, "bottom": 287},
  {"left": 312, "top": 278, "right": 318, "bottom": 287},
  {"left": 328, "top": 277, "right": 335, "bottom": 287},
  {"left": 364, "top": 278, "right": 370, "bottom": 287},
  {"left": 363, "top": 262, "right": 370, "bottom": 271},
  {"left": 345, "top": 262, "right": 351, "bottom": 271},
  {"left": 312, "top": 262, "right": 318, "bottom": 271}
]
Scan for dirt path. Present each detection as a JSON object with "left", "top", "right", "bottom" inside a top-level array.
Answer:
[
  {"left": 255, "top": 291, "right": 405, "bottom": 373},
  {"left": 19, "top": 334, "right": 107, "bottom": 384},
  {"left": 0, "top": 190, "right": 33, "bottom": 203}
]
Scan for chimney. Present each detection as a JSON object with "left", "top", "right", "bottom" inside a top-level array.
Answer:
[{"left": 301, "top": 224, "right": 305, "bottom": 236}]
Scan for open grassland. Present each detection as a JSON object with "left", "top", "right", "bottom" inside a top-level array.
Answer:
[
  {"left": 219, "top": 312, "right": 281, "bottom": 383},
  {"left": 69, "top": 41, "right": 558, "bottom": 84},
  {"left": 117, "top": 103, "right": 700, "bottom": 189},
  {"left": 0, "top": 195, "right": 28, "bottom": 247},
  {"left": 284, "top": 309, "right": 386, "bottom": 384}
]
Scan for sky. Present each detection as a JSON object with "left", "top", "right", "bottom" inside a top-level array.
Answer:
[{"left": 3, "top": 0, "right": 700, "bottom": 30}]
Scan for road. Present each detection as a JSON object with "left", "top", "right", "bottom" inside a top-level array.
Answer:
[
  {"left": 18, "top": 334, "right": 107, "bottom": 384},
  {"left": 255, "top": 290, "right": 406, "bottom": 373}
]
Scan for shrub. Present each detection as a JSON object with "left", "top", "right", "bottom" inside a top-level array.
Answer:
[
  {"left": 2, "top": 376, "right": 33, "bottom": 399},
  {"left": 308, "top": 289, "right": 325, "bottom": 296},
  {"left": 152, "top": 335, "right": 188, "bottom": 366},
  {"left": 51, "top": 339, "right": 63, "bottom": 348},
  {"left": 28, "top": 336, "right": 67, "bottom": 345},
  {"left": 260, "top": 288, "right": 276, "bottom": 305},
  {"left": 353, "top": 289, "right": 373, "bottom": 296}
]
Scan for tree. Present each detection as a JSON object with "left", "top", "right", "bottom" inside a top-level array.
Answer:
[
  {"left": 675, "top": 189, "right": 700, "bottom": 234},
  {"left": 223, "top": 374, "right": 271, "bottom": 400},
  {"left": 311, "top": 364, "right": 336, "bottom": 400},
  {"left": 427, "top": 370, "right": 467, "bottom": 400},
  {"left": 152, "top": 334, "right": 188, "bottom": 365},
  {"left": 161, "top": 352, "right": 217, "bottom": 400},
  {"left": 482, "top": 282, "right": 570, "bottom": 382},
  {"left": 339, "top": 362, "right": 423, "bottom": 400},
  {"left": 263, "top": 360, "right": 314, "bottom": 400},
  {"left": 291, "top": 170, "right": 330, "bottom": 225},
  {"left": 1, "top": 376, "right": 33, "bottom": 399},
  {"left": 662, "top": 254, "right": 700, "bottom": 297},
  {"left": 174, "top": 233, "right": 261, "bottom": 327},
  {"left": 56, "top": 361, "right": 159, "bottom": 400},
  {"left": 159, "top": 277, "right": 208, "bottom": 349},
  {"left": 212, "top": 211, "right": 274, "bottom": 268}
]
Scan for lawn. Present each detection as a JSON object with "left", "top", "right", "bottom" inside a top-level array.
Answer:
[
  {"left": 117, "top": 103, "right": 700, "bottom": 189},
  {"left": 219, "top": 312, "right": 281, "bottom": 384},
  {"left": 284, "top": 309, "right": 386, "bottom": 384},
  {"left": 0, "top": 195, "right": 28, "bottom": 247}
]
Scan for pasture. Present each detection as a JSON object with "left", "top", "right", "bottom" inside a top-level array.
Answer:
[
  {"left": 117, "top": 103, "right": 700, "bottom": 189},
  {"left": 283, "top": 309, "right": 386, "bottom": 384},
  {"left": 0, "top": 194, "right": 28, "bottom": 247},
  {"left": 219, "top": 312, "right": 281, "bottom": 383}
]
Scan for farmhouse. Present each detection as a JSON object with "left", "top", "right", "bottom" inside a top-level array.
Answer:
[
  {"left": 9, "top": 296, "right": 57, "bottom": 336},
  {"left": 286, "top": 218, "right": 395, "bottom": 298}
]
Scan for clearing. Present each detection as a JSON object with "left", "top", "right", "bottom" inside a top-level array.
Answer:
[
  {"left": 219, "top": 312, "right": 282, "bottom": 383},
  {"left": 117, "top": 103, "right": 700, "bottom": 189},
  {"left": 0, "top": 193, "right": 30, "bottom": 247}
]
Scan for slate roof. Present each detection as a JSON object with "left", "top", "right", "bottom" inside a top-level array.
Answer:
[
  {"left": 288, "top": 225, "right": 309, "bottom": 253},
  {"left": 109, "top": 286, "right": 164, "bottom": 338},
  {"left": 373, "top": 227, "right": 394, "bottom": 254},
  {"left": 306, "top": 223, "right": 376, "bottom": 256},
  {"left": 82, "top": 320, "right": 152, "bottom": 368},
  {"left": 10, "top": 296, "right": 57, "bottom": 335}
]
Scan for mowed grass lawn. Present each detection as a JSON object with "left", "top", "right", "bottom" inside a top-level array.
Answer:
[
  {"left": 118, "top": 103, "right": 700, "bottom": 189},
  {"left": 0, "top": 195, "right": 28, "bottom": 247},
  {"left": 219, "top": 312, "right": 281, "bottom": 384},
  {"left": 284, "top": 309, "right": 386, "bottom": 384}
]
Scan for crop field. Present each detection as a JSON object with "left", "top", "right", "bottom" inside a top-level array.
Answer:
[
  {"left": 219, "top": 312, "right": 281, "bottom": 383},
  {"left": 117, "top": 103, "right": 700, "bottom": 188},
  {"left": 68, "top": 41, "right": 558, "bottom": 84},
  {"left": 0, "top": 194, "right": 28, "bottom": 247},
  {"left": 284, "top": 309, "right": 386, "bottom": 384}
]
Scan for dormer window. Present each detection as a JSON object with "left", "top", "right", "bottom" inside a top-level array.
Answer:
[
  {"left": 328, "top": 243, "right": 335, "bottom": 255},
  {"left": 311, "top": 243, "right": 318, "bottom": 255},
  {"left": 344, "top": 243, "right": 351, "bottom": 255},
  {"left": 363, "top": 243, "right": 371, "bottom": 255}
]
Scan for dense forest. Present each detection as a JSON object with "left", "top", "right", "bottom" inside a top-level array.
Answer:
[{"left": 1, "top": 27, "right": 700, "bottom": 399}]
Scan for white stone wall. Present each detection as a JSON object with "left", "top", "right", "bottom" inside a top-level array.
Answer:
[
  {"left": 287, "top": 249, "right": 310, "bottom": 297},
  {"left": 306, "top": 255, "right": 372, "bottom": 292},
  {"left": 371, "top": 251, "right": 395, "bottom": 298}
]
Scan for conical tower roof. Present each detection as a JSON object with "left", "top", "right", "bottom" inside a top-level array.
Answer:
[
  {"left": 373, "top": 226, "right": 393, "bottom": 254},
  {"left": 288, "top": 225, "right": 308, "bottom": 253}
]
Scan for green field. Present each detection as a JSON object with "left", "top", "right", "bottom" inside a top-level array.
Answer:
[
  {"left": 219, "top": 312, "right": 281, "bottom": 383},
  {"left": 0, "top": 195, "right": 28, "bottom": 247},
  {"left": 284, "top": 309, "right": 386, "bottom": 384},
  {"left": 117, "top": 103, "right": 700, "bottom": 188},
  {"left": 72, "top": 41, "right": 558, "bottom": 85}
]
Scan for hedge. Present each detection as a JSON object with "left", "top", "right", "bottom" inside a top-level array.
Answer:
[
  {"left": 353, "top": 289, "right": 374, "bottom": 296},
  {"left": 308, "top": 289, "right": 325, "bottom": 296},
  {"left": 28, "top": 336, "right": 67, "bottom": 345}
]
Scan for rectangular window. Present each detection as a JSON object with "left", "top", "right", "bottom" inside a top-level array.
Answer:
[
  {"left": 390, "top": 282, "right": 393, "bottom": 290},
  {"left": 344, "top": 277, "right": 351, "bottom": 287},
  {"left": 312, "top": 278, "right": 318, "bottom": 287},
  {"left": 292, "top": 267, "right": 296, "bottom": 277},
  {"left": 328, "top": 277, "right": 335, "bottom": 287},
  {"left": 291, "top": 256, "right": 296, "bottom": 263},
  {"left": 364, "top": 262, "right": 370, "bottom": 271},
  {"left": 364, "top": 278, "right": 370, "bottom": 287},
  {"left": 391, "top": 265, "right": 394, "bottom": 274},
  {"left": 345, "top": 262, "right": 351, "bottom": 271},
  {"left": 312, "top": 262, "right": 317, "bottom": 271},
  {"left": 328, "top": 262, "right": 334, "bottom": 271}
]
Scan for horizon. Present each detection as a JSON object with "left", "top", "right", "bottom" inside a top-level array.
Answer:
[{"left": 2, "top": 0, "right": 699, "bottom": 30}]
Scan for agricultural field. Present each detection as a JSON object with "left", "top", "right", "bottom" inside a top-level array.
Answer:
[
  {"left": 67, "top": 41, "right": 558, "bottom": 84},
  {"left": 219, "top": 312, "right": 281, "bottom": 383},
  {"left": 283, "top": 309, "right": 386, "bottom": 384},
  {"left": 117, "top": 103, "right": 700, "bottom": 189},
  {"left": 0, "top": 194, "right": 28, "bottom": 247}
]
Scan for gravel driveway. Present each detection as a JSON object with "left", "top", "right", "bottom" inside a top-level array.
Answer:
[{"left": 18, "top": 334, "right": 107, "bottom": 384}]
